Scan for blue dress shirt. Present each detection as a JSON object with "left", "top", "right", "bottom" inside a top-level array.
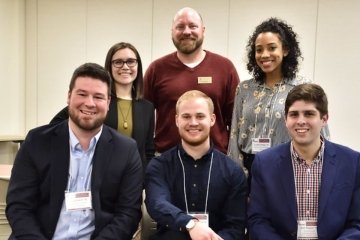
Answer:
[{"left": 53, "top": 127, "right": 101, "bottom": 239}]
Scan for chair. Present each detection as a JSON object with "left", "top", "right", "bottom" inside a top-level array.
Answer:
[{"left": 141, "top": 192, "right": 157, "bottom": 240}]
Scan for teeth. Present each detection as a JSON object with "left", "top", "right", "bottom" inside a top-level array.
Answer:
[
  {"left": 81, "top": 110, "right": 95, "bottom": 115},
  {"left": 296, "top": 129, "right": 307, "bottom": 133}
]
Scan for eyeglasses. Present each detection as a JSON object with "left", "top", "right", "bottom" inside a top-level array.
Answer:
[{"left": 111, "top": 58, "right": 138, "bottom": 68}]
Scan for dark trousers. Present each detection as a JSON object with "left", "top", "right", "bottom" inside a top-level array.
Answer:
[
  {"left": 241, "top": 151, "right": 255, "bottom": 195},
  {"left": 150, "top": 230, "right": 191, "bottom": 240}
]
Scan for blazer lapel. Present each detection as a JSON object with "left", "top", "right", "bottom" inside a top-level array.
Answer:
[
  {"left": 49, "top": 121, "right": 70, "bottom": 226},
  {"left": 318, "top": 142, "right": 337, "bottom": 221},
  {"left": 278, "top": 143, "right": 297, "bottom": 220},
  {"left": 91, "top": 126, "right": 112, "bottom": 194}
]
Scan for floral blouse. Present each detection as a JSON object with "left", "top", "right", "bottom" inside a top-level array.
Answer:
[{"left": 228, "top": 78, "right": 330, "bottom": 171}]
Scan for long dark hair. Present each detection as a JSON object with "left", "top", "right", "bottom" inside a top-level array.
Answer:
[{"left": 104, "top": 42, "right": 144, "bottom": 99}]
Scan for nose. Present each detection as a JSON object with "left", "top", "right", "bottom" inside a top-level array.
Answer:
[
  {"left": 261, "top": 49, "right": 270, "bottom": 58},
  {"left": 296, "top": 115, "right": 306, "bottom": 125},
  {"left": 189, "top": 117, "right": 199, "bottom": 126},
  {"left": 183, "top": 25, "right": 191, "bottom": 35},
  {"left": 85, "top": 96, "right": 96, "bottom": 107}
]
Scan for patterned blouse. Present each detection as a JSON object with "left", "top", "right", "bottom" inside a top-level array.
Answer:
[{"left": 227, "top": 78, "right": 329, "bottom": 171}]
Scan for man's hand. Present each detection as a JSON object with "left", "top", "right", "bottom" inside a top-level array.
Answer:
[{"left": 189, "top": 222, "right": 224, "bottom": 240}]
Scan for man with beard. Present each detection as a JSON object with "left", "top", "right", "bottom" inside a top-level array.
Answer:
[
  {"left": 145, "top": 90, "right": 247, "bottom": 240},
  {"left": 144, "top": 7, "right": 240, "bottom": 154},
  {"left": 6, "top": 63, "right": 143, "bottom": 240}
]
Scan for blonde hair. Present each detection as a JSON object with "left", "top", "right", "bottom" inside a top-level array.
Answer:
[{"left": 176, "top": 90, "right": 214, "bottom": 114}]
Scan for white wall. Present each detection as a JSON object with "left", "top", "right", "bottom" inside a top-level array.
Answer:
[{"left": 1, "top": 0, "right": 360, "bottom": 152}]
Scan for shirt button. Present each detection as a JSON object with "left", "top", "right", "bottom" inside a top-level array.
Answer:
[
  {"left": 194, "top": 164, "right": 197, "bottom": 168},
  {"left": 192, "top": 203, "right": 195, "bottom": 207},
  {"left": 306, "top": 189, "right": 310, "bottom": 194},
  {"left": 193, "top": 184, "right": 197, "bottom": 187}
]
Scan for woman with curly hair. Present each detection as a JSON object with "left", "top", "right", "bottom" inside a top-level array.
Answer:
[{"left": 228, "top": 18, "right": 309, "bottom": 191}]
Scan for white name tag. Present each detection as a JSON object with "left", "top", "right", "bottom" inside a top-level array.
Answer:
[
  {"left": 189, "top": 213, "right": 209, "bottom": 227},
  {"left": 251, "top": 138, "right": 271, "bottom": 154},
  {"left": 65, "top": 191, "right": 92, "bottom": 211},
  {"left": 297, "top": 219, "right": 318, "bottom": 239}
]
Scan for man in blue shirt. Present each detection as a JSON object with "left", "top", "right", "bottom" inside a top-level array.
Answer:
[
  {"left": 145, "top": 90, "right": 247, "bottom": 240},
  {"left": 6, "top": 63, "right": 143, "bottom": 239}
]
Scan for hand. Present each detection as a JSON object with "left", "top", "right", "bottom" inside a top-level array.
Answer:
[{"left": 189, "top": 221, "right": 224, "bottom": 240}]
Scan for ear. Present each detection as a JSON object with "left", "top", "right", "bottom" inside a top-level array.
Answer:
[
  {"left": 210, "top": 113, "right": 216, "bottom": 127},
  {"left": 67, "top": 92, "right": 71, "bottom": 105},
  {"left": 283, "top": 48, "right": 289, "bottom": 57},
  {"left": 321, "top": 114, "right": 329, "bottom": 127},
  {"left": 175, "top": 114, "right": 179, "bottom": 128}
]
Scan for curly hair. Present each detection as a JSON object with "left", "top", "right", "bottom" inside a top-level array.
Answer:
[{"left": 246, "top": 18, "right": 302, "bottom": 83}]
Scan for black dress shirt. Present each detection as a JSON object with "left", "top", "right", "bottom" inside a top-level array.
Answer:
[{"left": 145, "top": 144, "right": 247, "bottom": 239}]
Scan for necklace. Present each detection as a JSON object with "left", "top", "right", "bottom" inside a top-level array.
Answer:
[{"left": 118, "top": 99, "right": 132, "bottom": 129}]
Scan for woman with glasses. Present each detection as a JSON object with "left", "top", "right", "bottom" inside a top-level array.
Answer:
[{"left": 51, "top": 42, "right": 155, "bottom": 167}]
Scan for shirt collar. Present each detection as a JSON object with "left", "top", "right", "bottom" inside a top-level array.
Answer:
[
  {"left": 178, "top": 142, "right": 214, "bottom": 162},
  {"left": 291, "top": 136, "right": 325, "bottom": 165},
  {"left": 68, "top": 125, "right": 103, "bottom": 152}
]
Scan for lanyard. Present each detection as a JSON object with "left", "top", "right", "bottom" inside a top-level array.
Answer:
[{"left": 178, "top": 150, "right": 213, "bottom": 214}]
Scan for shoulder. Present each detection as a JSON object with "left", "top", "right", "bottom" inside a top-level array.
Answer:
[
  {"left": 134, "top": 98, "right": 154, "bottom": 110},
  {"left": 102, "top": 125, "right": 137, "bottom": 147},
  {"left": 205, "top": 50, "right": 235, "bottom": 66},
  {"left": 148, "top": 52, "right": 177, "bottom": 66},
  {"left": 213, "top": 149, "right": 245, "bottom": 176},
  {"left": 325, "top": 140, "right": 360, "bottom": 159}
]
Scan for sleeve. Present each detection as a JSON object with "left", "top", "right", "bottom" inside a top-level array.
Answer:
[
  {"left": 224, "top": 62, "right": 240, "bottom": 129},
  {"left": 145, "top": 104, "right": 155, "bottom": 164},
  {"left": 247, "top": 155, "right": 286, "bottom": 240},
  {"left": 49, "top": 106, "right": 69, "bottom": 124},
  {"left": 217, "top": 165, "right": 247, "bottom": 240},
  {"left": 337, "top": 152, "right": 360, "bottom": 239},
  {"left": 144, "top": 158, "right": 192, "bottom": 230},
  {"left": 227, "top": 84, "right": 247, "bottom": 175},
  {"left": 143, "top": 62, "right": 156, "bottom": 105},
  {"left": 5, "top": 133, "right": 48, "bottom": 239},
  {"left": 95, "top": 142, "right": 143, "bottom": 239}
]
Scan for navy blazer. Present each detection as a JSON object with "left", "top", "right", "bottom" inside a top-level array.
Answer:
[
  {"left": 6, "top": 121, "right": 143, "bottom": 239},
  {"left": 248, "top": 140, "right": 360, "bottom": 240},
  {"left": 50, "top": 96, "right": 155, "bottom": 167}
]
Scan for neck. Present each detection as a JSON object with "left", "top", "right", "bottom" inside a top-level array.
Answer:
[
  {"left": 265, "top": 72, "right": 282, "bottom": 87},
  {"left": 181, "top": 138, "right": 210, "bottom": 160},
  {"left": 69, "top": 119, "right": 100, "bottom": 150},
  {"left": 115, "top": 83, "right": 132, "bottom": 100},
  {"left": 177, "top": 48, "right": 206, "bottom": 65},
  {"left": 292, "top": 138, "right": 322, "bottom": 164}
]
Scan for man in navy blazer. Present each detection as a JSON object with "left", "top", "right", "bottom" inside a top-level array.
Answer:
[
  {"left": 6, "top": 63, "right": 143, "bottom": 239},
  {"left": 248, "top": 83, "right": 360, "bottom": 240}
]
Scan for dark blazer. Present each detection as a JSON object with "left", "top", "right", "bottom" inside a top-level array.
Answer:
[
  {"left": 248, "top": 140, "right": 360, "bottom": 240},
  {"left": 51, "top": 97, "right": 155, "bottom": 167},
  {"left": 6, "top": 121, "right": 143, "bottom": 239}
]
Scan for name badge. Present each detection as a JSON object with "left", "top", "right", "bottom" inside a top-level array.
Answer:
[
  {"left": 251, "top": 138, "right": 271, "bottom": 154},
  {"left": 189, "top": 213, "right": 209, "bottom": 227},
  {"left": 198, "top": 77, "right": 212, "bottom": 84},
  {"left": 297, "top": 219, "right": 318, "bottom": 239},
  {"left": 65, "top": 191, "right": 92, "bottom": 211}
]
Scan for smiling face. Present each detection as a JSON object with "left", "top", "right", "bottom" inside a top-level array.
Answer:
[
  {"left": 171, "top": 8, "right": 205, "bottom": 54},
  {"left": 176, "top": 97, "right": 215, "bottom": 147},
  {"left": 285, "top": 100, "right": 328, "bottom": 149},
  {"left": 67, "top": 76, "right": 110, "bottom": 133},
  {"left": 255, "top": 32, "right": 288, "bottom": 79},
  {"left": 111, "top": 48, "right": 138, "bottom": 87}
]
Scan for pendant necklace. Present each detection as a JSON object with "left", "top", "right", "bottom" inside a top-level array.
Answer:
[{"left": 118, "top": 99, "right": 132, "bottom": 129}]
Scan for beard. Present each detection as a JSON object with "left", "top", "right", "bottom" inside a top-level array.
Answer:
[
  {"left": 172, "top": 36, "right": 203, "bottom": 54},
  {"left": 68, "top": 108, "right": 105, "bottom": 131}
]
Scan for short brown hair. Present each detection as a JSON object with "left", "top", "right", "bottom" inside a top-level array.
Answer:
[{"left": 285, "top": 83, "right": 328, "bottom": 117}]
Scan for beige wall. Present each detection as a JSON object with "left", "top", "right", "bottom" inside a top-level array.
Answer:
[{"left": 1, "top": 0, "right": 359, "bottom": 158}]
